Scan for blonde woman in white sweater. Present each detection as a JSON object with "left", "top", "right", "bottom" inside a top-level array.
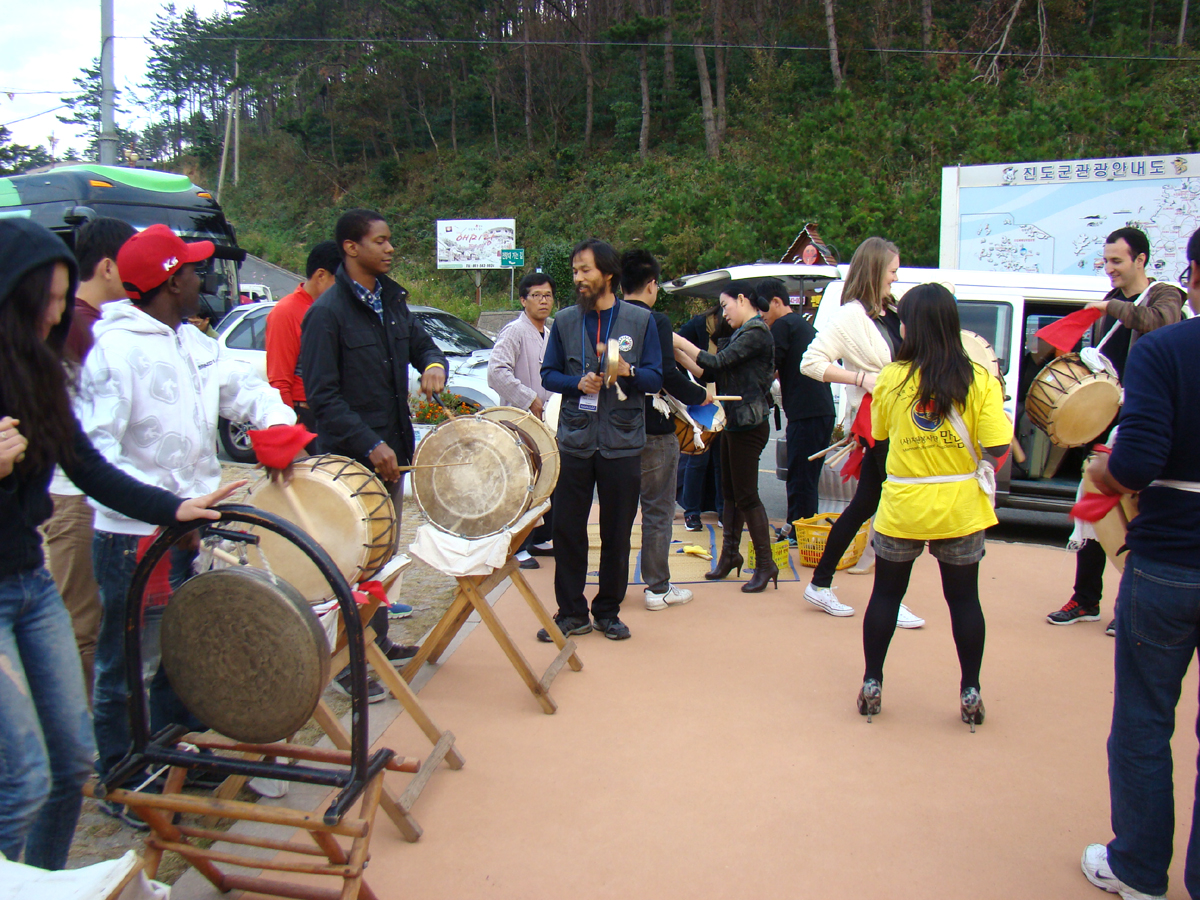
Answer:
[{"left": 799, "top": 237, "right": 924, "bottom": 628}]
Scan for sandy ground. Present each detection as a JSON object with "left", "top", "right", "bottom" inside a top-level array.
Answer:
[{"left": 173, "top": 527, "right": 1199, "bottom": 900}]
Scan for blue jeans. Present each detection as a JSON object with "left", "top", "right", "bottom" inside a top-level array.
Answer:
[
  {"left": 0, "top": 567, "right": 95, "bottom": 869},
  {"left": 679, "top": 441, "right": 722, "bottom": 517},
  {"left": 1107, "top": 553, "right": 1200, "bottom": 899},
  {"left": 639, "top": 433, "right": 681, "bottom": 593},
  {"left": 92, "top": 531, "right": 202, "bottom": 782}
]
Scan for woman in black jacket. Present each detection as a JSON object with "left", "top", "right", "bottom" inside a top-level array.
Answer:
[
  {"left": 0, "top": 219, "right": 238, "bottom": 870},
  {"left": 674, "top": 280, "right": 778, "bottom": 592}
]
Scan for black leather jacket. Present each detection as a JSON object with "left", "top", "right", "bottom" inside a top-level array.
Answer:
[{"left": 695, "top": 316, "right": 775, "bottom": 430}]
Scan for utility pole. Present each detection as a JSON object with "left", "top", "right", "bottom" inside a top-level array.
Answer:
[
  {"left": 99, "top": 0, "right": 118, "bottom": 165},
  {"left": 217, "top": 85, "right": 232, "bottom": 202},
  {"left": 232, "top": 48, "right": 240, "bottom": 185}
]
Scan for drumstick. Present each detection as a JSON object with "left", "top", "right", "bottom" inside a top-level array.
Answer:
[
  {"left": 1010, "top": 438, "right": 1027, "bottom": 465},
  {"left": 209, "top": 546, "right": 243, "bottom": 567},
  {"left": 808, "top": 437, "right": 852, "bottom": 462},
  {"left": 274, "top": 476, "right": 322, "bottom": 540},
  {"left": 712, "top": 395, "right": 742, "bottom": 401},
  {"left": 393, "top": 461, "right": 473, "bottom": 472},
  {"left": 826, "top": 442, "right": 856, "bottom": 468}
]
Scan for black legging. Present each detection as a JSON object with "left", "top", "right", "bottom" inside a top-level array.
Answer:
[
  {"left": 719, "top": 422, "right": 770, "bottom": 514},
  {"left": 862, "top": 557, "right": 986, "bottom": 690},
  {"left": 811, "top": 438, "right": 888, "bottom": 588}
]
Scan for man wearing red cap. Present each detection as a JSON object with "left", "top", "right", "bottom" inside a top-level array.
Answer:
[{"left": 76, "top": 224, "right": 295, "bottom": 827}]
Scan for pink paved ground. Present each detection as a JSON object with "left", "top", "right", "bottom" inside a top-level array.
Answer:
[{"left": 250, "top": 539, "right": 1200, "bottom": 899}]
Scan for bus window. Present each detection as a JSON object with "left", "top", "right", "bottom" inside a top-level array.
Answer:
[
  {"left": 196, "top": 257, "right": 238, "bottom": 322},
  {"left": 958, "top": 300, "right": 1013, "bottom": 374}
]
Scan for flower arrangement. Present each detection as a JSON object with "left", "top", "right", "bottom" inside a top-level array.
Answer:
[{"left": 410, "top": 391, "right": 479, "bottom": 424}]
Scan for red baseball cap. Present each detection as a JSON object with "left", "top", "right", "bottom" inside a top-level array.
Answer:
[{"left": 117, "top": 223, "right": 214, "bottom": 300}]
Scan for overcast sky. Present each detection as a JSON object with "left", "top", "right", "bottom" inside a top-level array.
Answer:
[{"left": 1, "top": 0, "right": 229, "bottom": 155}]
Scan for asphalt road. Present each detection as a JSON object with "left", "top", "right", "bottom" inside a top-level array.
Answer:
[
  {"left": 239, "top": 254, "right": 303, "bottom": 299},
  {"left": 233, "top": 255, "right": 1072, "bottom": 549}
]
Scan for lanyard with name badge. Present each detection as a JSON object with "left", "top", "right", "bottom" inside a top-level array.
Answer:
[{"left": 578, "top": 301, "right": 618, "bottom": 412}]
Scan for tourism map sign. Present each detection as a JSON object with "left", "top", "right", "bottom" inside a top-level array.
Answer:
[
  {"left": 940, "top": 153, "right": 1200, "bottom": 277},
  {"left": 435, "top": 219, "right": 516, "bottom": 269}
]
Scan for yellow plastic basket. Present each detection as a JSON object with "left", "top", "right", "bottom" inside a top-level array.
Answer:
[
  {"left": 746, "top": 538, "right": 791, "bottom": 572},
  {"left": 793, "top": 514, "right": 870, "bottom": 570}
]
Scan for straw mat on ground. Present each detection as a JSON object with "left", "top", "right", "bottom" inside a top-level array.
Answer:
[{"left": 584, "top": 521, "right": 803, "bottom": 584}]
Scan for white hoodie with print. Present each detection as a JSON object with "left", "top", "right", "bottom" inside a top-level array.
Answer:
[{"left": 77, "top": 299, "right": 296, "bottom": 535}]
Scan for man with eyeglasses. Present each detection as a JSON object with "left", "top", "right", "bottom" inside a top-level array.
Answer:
[
  {"left": 487, "top": 272, "right": 557, "bottom": 567},
  {"left": 1047, "top": 226, "right": 1184, "bottom": 633}
]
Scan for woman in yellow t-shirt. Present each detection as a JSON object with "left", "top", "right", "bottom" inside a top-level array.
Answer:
[{"left": 857, "top": 283, "right": 1013, "bottom": 731}]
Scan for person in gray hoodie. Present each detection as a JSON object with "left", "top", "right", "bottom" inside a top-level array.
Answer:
[{"left": 0, "top": 218, "right": 239, "bottom": 868}]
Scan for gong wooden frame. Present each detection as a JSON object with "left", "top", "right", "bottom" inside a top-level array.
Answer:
[
  {"left": 398, "top": 506, "right": 582, "bottom": 714},
  {"left": 101, "top": 504, "right": 388, "bottom": 825},
  {"left": 85, "top": 747, "right": 396, "bottom": 900}
]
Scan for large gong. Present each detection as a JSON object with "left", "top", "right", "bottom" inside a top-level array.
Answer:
[
  {"left": 160, "top": 566, "right": 331, "bottom": 743},
  {"left": 411, "top": 415, "right": 537, "bottom": 538}
]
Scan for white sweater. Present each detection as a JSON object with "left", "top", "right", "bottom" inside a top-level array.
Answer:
[
  {"left": 800, "top": 299, "right": 894, "bottom": 428},
  {"left": 77, "top": 300, "right": 295, "bottom": 534}
]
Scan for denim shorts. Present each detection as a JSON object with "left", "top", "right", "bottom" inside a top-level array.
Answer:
[{"left": 873, "top": 530, "right": 986, "bottom": 565}]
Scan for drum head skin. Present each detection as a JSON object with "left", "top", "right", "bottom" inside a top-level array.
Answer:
[
  {"left": 247, "top": 455, "right": 396, "bottom": 603},
  {"left": 479, "top": 406, "right": 560, "bottom": 506},
  {"left": 543, "top": 393, "right": 562, "bottom": 432},
  {"left": 161, "top": 567, "right": 331, "bottom": 743},
  {"left": 961, "top": 330, "right": 1001, "bottom": 380},
  {"left": 412, "top": 416, "right": 535, "bottom": 537},
  {"left": 1026, "top": 354, "right": 1121, "bottom": 448}
]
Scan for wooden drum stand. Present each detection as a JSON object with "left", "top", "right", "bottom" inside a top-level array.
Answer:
[{"left": 399, "top": 504, "right": 582, "bottom": 714}]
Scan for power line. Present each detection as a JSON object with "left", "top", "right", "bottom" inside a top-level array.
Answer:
[
  {"left": 2, "top": 105, "right": 68, "bottom": 127},
  {"left": 109, "top": 32, "right": 1200, "bottom": 64},
  {"left": 1, "top": 90, "right": 75, "bottom": 95}
]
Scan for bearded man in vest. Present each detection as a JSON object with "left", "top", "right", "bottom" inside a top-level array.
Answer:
[{"left": 538, "top": 238, "right": 663, "bottom": 642}]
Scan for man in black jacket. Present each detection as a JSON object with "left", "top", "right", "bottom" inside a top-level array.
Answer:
[
  {"left": 621, "top": 250, "right": 711, "bottom": 611},
  {"left": 760, "top": 278, "right": 834, "bottom": 543},
  {"left": 299, "top": 209, "right": 445, "bottom": 692},
  {"left": 300, "top": 209, "right": 447, "bottom": 505}
]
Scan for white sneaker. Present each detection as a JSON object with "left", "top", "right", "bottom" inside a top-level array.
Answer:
[
  {"left": 645, "top": 584, "right": 693, "bottom": 611},
  {"left": 515, "top": 550, "right": 532, "bottom": 561},
  {"left": 248, "top": 777, "right": 289, "bottom": 799},
  {"left": 804, "top": 583, "right": 855, "bottom": 617},
  {"left": 1081, "top": 843, "right": 1166, "bottom": 899},
  {"left": 896, "top": 604, "right": 925, "bottom": 629}
]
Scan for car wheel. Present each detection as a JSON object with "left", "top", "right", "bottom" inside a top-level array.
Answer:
[{"left": 219, "top": 416, "right": 257, "bottom": 463}]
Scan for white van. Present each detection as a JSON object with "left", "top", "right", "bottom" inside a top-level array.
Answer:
[{"left": 815, "top": 268, "right": 1118, "bottom": 513}]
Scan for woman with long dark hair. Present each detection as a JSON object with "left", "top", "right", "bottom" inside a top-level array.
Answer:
[
  {"left": 855, "top": 283, "right": 1011, "bottom": 730},
  {"left": 674, "top": 280, "right": 779, "bottom": 592},
  {"left": 798, "top": 237, "right": 930, "bottom": 627},
  {"left": 0, "top": 219, "right": 238, "bottom": 869}
]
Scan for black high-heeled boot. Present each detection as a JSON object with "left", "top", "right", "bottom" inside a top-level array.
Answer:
[
  {"left": 705, "top": 504, "right": 744, "bottom": 580},
  {"left": 742, "top": 506, "right": 779, "bottom": 593}
]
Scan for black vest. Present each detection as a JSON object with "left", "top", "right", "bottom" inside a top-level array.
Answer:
[{"left": 553, "top": 300, "right": 651, "bottom": 458}]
